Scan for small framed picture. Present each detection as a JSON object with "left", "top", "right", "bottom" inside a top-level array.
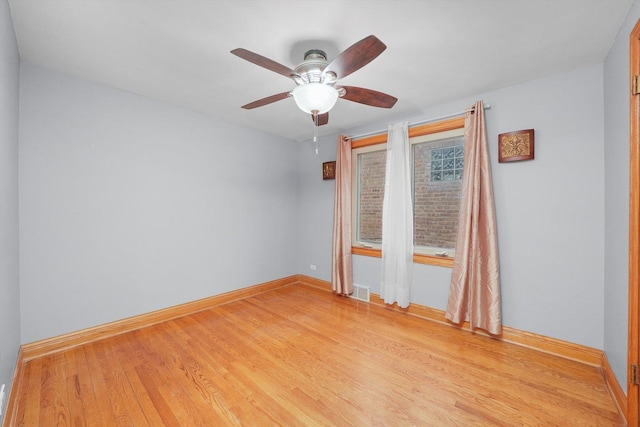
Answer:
[
  {"left": 498, "top": 129, "right": 535, "bottom": 163},
  {"left": 322, "top": 161, "right": 336, "bottom": 180}
]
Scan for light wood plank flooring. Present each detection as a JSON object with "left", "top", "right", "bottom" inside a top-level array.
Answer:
[{"left": 6, "top": 284, "right": 624, "bottom": 426}]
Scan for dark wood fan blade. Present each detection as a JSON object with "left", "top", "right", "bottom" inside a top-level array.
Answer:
[
  {"left": 340, "top": 86, "right": 397, "bottom": 108},
  {"left": 231, "top": 48, "right": 299, "bottom": 79},
  {"left": 241, "top": 91, "right": 291, "bottom": 109},
  {"left": 310, "top": 112, "right": 329, "bottom": 126},
  {"left": 323, "top": 35, "right": 386, "bottom": 80}
]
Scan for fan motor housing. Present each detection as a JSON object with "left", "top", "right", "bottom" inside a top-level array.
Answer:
[{"left": 294, "top": 49, "right": 332, "bottom": 84}]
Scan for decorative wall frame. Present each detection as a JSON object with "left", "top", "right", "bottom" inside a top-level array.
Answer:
[
  {"left": 322, "top": 161, "right": 336, "bottom": 180},
  {"left": 498, "top": 129, "right": 535, "bottom": 163}
]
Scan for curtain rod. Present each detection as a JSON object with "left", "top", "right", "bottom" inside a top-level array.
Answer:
[{"left": 348, "top": 103, "right": 491, "bottom": 141}]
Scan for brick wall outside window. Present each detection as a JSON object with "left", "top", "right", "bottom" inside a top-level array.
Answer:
[
  {"left": 413, "top": 138, "right": 463, "bottom": 250},
  {"left": 357, "top": 149, "right": 385, "bottom": 244}
]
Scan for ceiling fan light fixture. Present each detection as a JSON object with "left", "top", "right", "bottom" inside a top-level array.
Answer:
[{"left": 292, "top": 83, "right": 339, "bottom": 114}]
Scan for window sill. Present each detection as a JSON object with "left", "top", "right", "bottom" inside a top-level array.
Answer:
[{"left": 351, "top": 247, "right": 454, "bottom": 268}]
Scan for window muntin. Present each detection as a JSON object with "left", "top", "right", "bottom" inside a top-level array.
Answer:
[{"left": 352, "top": 125, "right": 464, "bottom": 259}]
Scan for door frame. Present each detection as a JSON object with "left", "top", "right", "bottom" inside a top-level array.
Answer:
[{"left": 629, "top": 18, "right": 640, "bottom": 427}]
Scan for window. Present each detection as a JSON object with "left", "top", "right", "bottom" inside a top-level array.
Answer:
[
  {"left": 429, "top": 144, "right": 464, "bottom": 182},
  {"left": 351, "top": 117, "right": 465, "bottom": 266},
  {"left": 353, "top": 145, "right": 385, "bottom": 246},
  {"left": 411, "top": 130, "right": 464, "bottom": 253}
]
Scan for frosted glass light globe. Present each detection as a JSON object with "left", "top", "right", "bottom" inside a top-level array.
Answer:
[{"left": 292, "top": 83, "right": 339, "bottom": 114}]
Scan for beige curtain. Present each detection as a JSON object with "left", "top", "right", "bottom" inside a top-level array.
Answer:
[
  {"left": 445, "top": 101, "right": 502, "bottom": 335},
  {"left": 331, "top": 135, "right": 353, "bottom": 295}
]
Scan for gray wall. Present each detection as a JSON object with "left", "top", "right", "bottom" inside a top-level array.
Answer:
[
  {"left": 299, "top": 64, "right": 606, "bottom": 350},
  {"left": 604, "top": 0, "right": 640, "bottom": 394},
  {"left": 19, "top": 63, "right": 299, "bottom": 343},
  {"left": 0, "top": 0, "right": 20, "bottom": 418}
]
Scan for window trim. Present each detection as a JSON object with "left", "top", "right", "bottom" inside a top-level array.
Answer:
[{"left": 350, "top": 116, "right": 464, "bottom": 268}]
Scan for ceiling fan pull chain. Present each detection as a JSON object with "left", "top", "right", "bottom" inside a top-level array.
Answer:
[{"left": 313, "top": 112, "right": 319, "bottom": 154}]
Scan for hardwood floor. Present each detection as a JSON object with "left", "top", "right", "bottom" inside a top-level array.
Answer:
[{"left": 6, "top": 283, "right": 624, "bottom": 426}]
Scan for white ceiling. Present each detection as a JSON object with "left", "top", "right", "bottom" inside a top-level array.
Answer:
[{"left": 8, "top": 0, "right": 634, "bottom": 142}]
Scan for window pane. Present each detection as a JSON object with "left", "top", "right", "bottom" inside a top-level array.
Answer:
[
  {"left": 413, "top": 136, "right": 464, "bottom": 251},
  {"left": 356, "top": 149, "right": 386, "bottom": 244}
]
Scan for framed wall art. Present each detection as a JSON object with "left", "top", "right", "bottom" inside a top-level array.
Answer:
[
  {"left": 498, "top": 129, "right": 534, "bottom": 163},
  {"left": 322, "top": 161, "right": 336, "bottom": 180}
]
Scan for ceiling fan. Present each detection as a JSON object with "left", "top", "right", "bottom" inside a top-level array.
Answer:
[{"left": 231, "top": 35, "right": 397, "bottom": 127}]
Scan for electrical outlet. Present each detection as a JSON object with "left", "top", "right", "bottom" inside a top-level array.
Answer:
[
  {"left": 309, "top": 264, "right": 317, "bottom": 271},
  {"left": 0, "top": 383, "right": 5, "bottom": 417}
]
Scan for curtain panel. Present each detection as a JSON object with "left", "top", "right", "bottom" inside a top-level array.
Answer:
[
  {"left": 331, "top": 135, "right": 353, "bottom": 295},
  {"left": 380, "top": 121, "right": 414, "bottom": 308},
  {"left": 445, "top": 101, "right": 502, "bottom": 335}
]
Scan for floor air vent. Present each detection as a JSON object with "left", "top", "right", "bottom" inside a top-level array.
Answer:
[{"left": 351, "top": 284, "right": 370, "bottom": 302}]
